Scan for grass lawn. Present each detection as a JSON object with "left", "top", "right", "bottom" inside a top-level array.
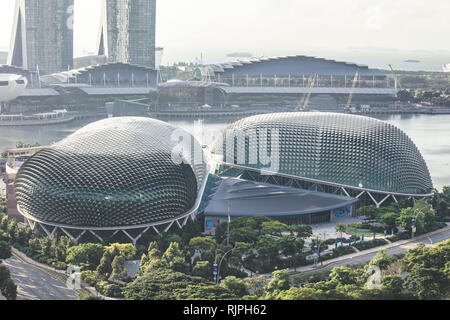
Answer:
[{"left": 346, "top": 227, "right": 386, "bottom": 239}]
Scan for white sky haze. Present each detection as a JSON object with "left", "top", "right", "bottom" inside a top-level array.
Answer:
[{"left": 0, "top": 0, "right": 449, "bottom": 66}]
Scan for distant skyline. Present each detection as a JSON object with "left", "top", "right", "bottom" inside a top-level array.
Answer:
[{"left": 0, "top": 0, "right": 449, "bottom": 67}]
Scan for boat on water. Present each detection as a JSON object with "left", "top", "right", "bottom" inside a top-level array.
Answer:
[{"left": 443, "top": 64, "right": 450, "bottom": 72}]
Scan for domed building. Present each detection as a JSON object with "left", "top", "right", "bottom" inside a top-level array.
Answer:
[
  {"left": 14, "top": 117, "right": 208, "bottom": 243},
  {"left": 211, "top": 112, "right": 433, "bottom": 214},
  {"left": 0, "top": 74, "right": 28, "bottom": 102}
]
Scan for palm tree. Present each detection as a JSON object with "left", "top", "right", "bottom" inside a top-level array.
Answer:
[{"left": 335, "top": 223, "right": 347, "bottom": 240}]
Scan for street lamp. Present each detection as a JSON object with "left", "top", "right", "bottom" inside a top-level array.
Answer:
[
  {"left": 411, "top": 208, "right": 424, "bottom": 239},
  {"left": 215, "top": 246, "right": 238, "bottom": 285}
]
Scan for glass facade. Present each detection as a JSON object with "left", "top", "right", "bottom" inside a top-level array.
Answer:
[
  {"left": 15, "top": 117, "right": 207, "bottom": 228},
  {"left": 99, "top": 0, "right": 156, "bottom": 68},
  {"left": 8, "top": 0, "right": 74, "bottom": 75},
  {"left": 214, "top": 112, "right": 433, "bottom": 195}
]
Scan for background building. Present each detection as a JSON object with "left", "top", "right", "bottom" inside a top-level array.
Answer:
[
  {"left": 40, "top": 62, "right": 158, "bottom": 87},
  {"left": 7, "top": 0, "right": 74, "bottom": 75},
  {"left": 158, "top": 80, "right": 227, "bottom": 108},
  {"left": 97, "top": 0, "right": 156, "bottom": 68},
  {"left": 0, "top": 73, "right": 28, "bottom": 104},
  {"left": 197, "top": 56, "right": 397, "bottom": 110}
]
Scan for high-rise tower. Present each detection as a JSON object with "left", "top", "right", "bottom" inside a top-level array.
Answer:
[
  {"left": 7, "top": 0, "right": 74, "bottom": 75},
  {"left": 97, "top": 0, "right": 156, "bottom": 69}
]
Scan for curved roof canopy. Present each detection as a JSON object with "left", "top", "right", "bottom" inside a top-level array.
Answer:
[
  {"left": 15, "top": 117, "right": 208, "bottom": 229},
  {"left": 204, "top": 178, "right": 358, "bottom": 217},
  {"left": 213, "top": 112, "right": 433, "bottom": 196}
]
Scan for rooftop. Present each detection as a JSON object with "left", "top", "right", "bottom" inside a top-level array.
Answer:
[{"left": 204, "top": 178, "right": 358, "bottom": 217}]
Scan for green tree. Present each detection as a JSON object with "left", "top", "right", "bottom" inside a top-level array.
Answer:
[
  {"left": 192, "top": 261, "right": 212, "bottom": 279},
  {"left": 244, "top": 276, "right": 268, "bottom": 298},
  {"left": 162, "top": 242, "right": 189, "bottom": 273},
  {"left": 111, "top": 255, "right": 127, "bottom": 281},
  {"left": 381, "top": 275, "right": 403, "bottom": 295},
  {"left": 0, "top": 266, "right": 17, "bottom": 300},
  {"left": 174, "top": 284, "right": 237, "bottom": 300},
  {"left": 329, "top": 267, "right": 358, "bottom": 286},
  {"left": 140, "top": 242, "right": 163, "bottom": 273},
  {"left": 368, "top": 249, "right": 391, "bottom": 270},
  {"left": 256, "top": 236, "right": 279, "bottom": 268},
  {"left": 377, "top": 212, "right": 399, "bottom": 229},
  {"left": 96, "top": 250, "right": 113, "bottom": 276},
  {"left": 405, "top": 265, "right": 447, "bottom": 299},
  {"left": 189, "top": 236, "right": 216, "bottom": 252},
  {"left": 396, "top": 207, "right": 424, "bottom": 233},
  {"left": 279, "top": 236, "right": 304, "bottom": 269},
  {"left": 291, "top": 225, "right": 313, "bottom": 239},
  {"left": 357, "top": 205, "right": 378, "bottom": 220},
  {"left": 261, "top": 221, "right": 289, "bottom": 236},
  {"left": 397, "top": 89, "right": 414, "bottom": 102},
  {"left": 265, "top": 269, "right": 291, "bottom": 298},
  {"left": 230, "top": 227, "right": 258, "bottom": 243},
  {"left": 106, "top": 243, "right": 137, "bottom": 260},
  {"left": 0, "top": 240, "right": 11, "bottom": 261},
  {"left": 66, "top": 243, "right": 105, "bottom": 269},
  {"left": 277, "top": 287, "right": 326, "bottom": 300},
  {"left": 220, "top": 276, "right": 248, "bottom": 297},
  {"left": 1, "top": 277, "right": 17, "bottom": 300},
  {"left": 124, "top": 268, "right": 215, "bottom": 300},
  {"left": 402, "top": 240, "right": 450, "bottom": 299},
  {"left": 335, "top": 223, "right": 347, "bottom": 239},
  {"left": 78, "top": 294, "right": 103, "bottom": 300},
  {"left": 432, "top": 186, "right": 450, "bottom": 218}
]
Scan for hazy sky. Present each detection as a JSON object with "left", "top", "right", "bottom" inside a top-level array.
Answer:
[{"left": 0, "top": 0, "right": 449, "bottom": 64}]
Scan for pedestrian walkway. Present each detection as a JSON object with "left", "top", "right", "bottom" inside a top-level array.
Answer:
[{"left": 256, "top": 224, "right": 450, "bottom": 278}]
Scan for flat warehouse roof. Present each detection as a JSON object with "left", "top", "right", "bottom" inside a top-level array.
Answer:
[
  {"left": 220, "top": 87, "right": 397, "bottom": 95},
  {"left": 204, "top": 178, "right": 358, "bottom": 217},
  {"left": 19, "top": 88, "right": 60, "bottom": 97},
  {"left": 80, "top": 87, "right": 157, "bottom": 96}
]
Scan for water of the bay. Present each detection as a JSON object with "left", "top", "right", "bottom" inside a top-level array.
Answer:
[{"left": 0, "top": 113, "right": 448, "bottom": 190}]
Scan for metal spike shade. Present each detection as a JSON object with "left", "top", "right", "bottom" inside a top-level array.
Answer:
[
  {"left": 14, "top": 117, "right": 207, "bottom": 229},
  {"left": 214, "top": 112, "right": 433, "bottom": 196}
]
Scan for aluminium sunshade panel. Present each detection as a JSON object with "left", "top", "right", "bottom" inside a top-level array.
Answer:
[
  {"left": 14, "top": 117, "right": 207, "bottom": 228},
  {"left": 213, "top": 112, "right": 433, "bottom": 195}
]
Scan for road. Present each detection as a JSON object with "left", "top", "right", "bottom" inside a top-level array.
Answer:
[
  {"left": 2, "top": 256, "right": 78, "bottom": 300},
  {"left": 304, "top": 228, "right": 450, "bottom": 273}
]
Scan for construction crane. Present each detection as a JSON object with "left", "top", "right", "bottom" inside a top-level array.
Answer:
[
  {"left": 388, "top": 64, "right": 401, "bottom": 90},
  {"left": 295, "top": 74, "right": 317, "bottom": 111},
  {"left": 345, "top": 70, "right": 359, "bottom": 111}
]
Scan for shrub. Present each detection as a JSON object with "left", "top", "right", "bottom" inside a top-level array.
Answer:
[
  {"left": 66, "top": 243, "right": 105, "bottom": 269},
  {"left": 77, "top": 294, "right": 103, "bottom": 300},
  {"left": 52, "top": 261, "right": 68, "bottom": 270},
  {"left": 102, "top": 284, "right": 123, "bottom": 298},
  {"left": 389, "top": 232, "right": 410, "bottom": 243},
  {"left": 381, "top": 275, "right": 404, "bottom": 295},
  {"left": 96, "top": 280, "right": 123, "bottom": 298},
  {"left": 0, "top": 240, "right": 11, "bottom": 260},
  {"left": 354, "top": 239, "right": 388, "bottom": 251},
  {"left": 220, "top": 276, "right": 248, "bottom": 297},
  {"left": 1, "top": 277, "right": 17, "bottom": 300},
  {"left": 81, "top": 270, "right": 105, "bottom": 287}
]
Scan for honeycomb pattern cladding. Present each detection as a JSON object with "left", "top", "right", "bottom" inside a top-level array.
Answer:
[
  {"left": 214, "top": 112, "right": 433, "bottom": 195},
  {"left": 15, "top": 117, "right": 207, "bottom": 228}
]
